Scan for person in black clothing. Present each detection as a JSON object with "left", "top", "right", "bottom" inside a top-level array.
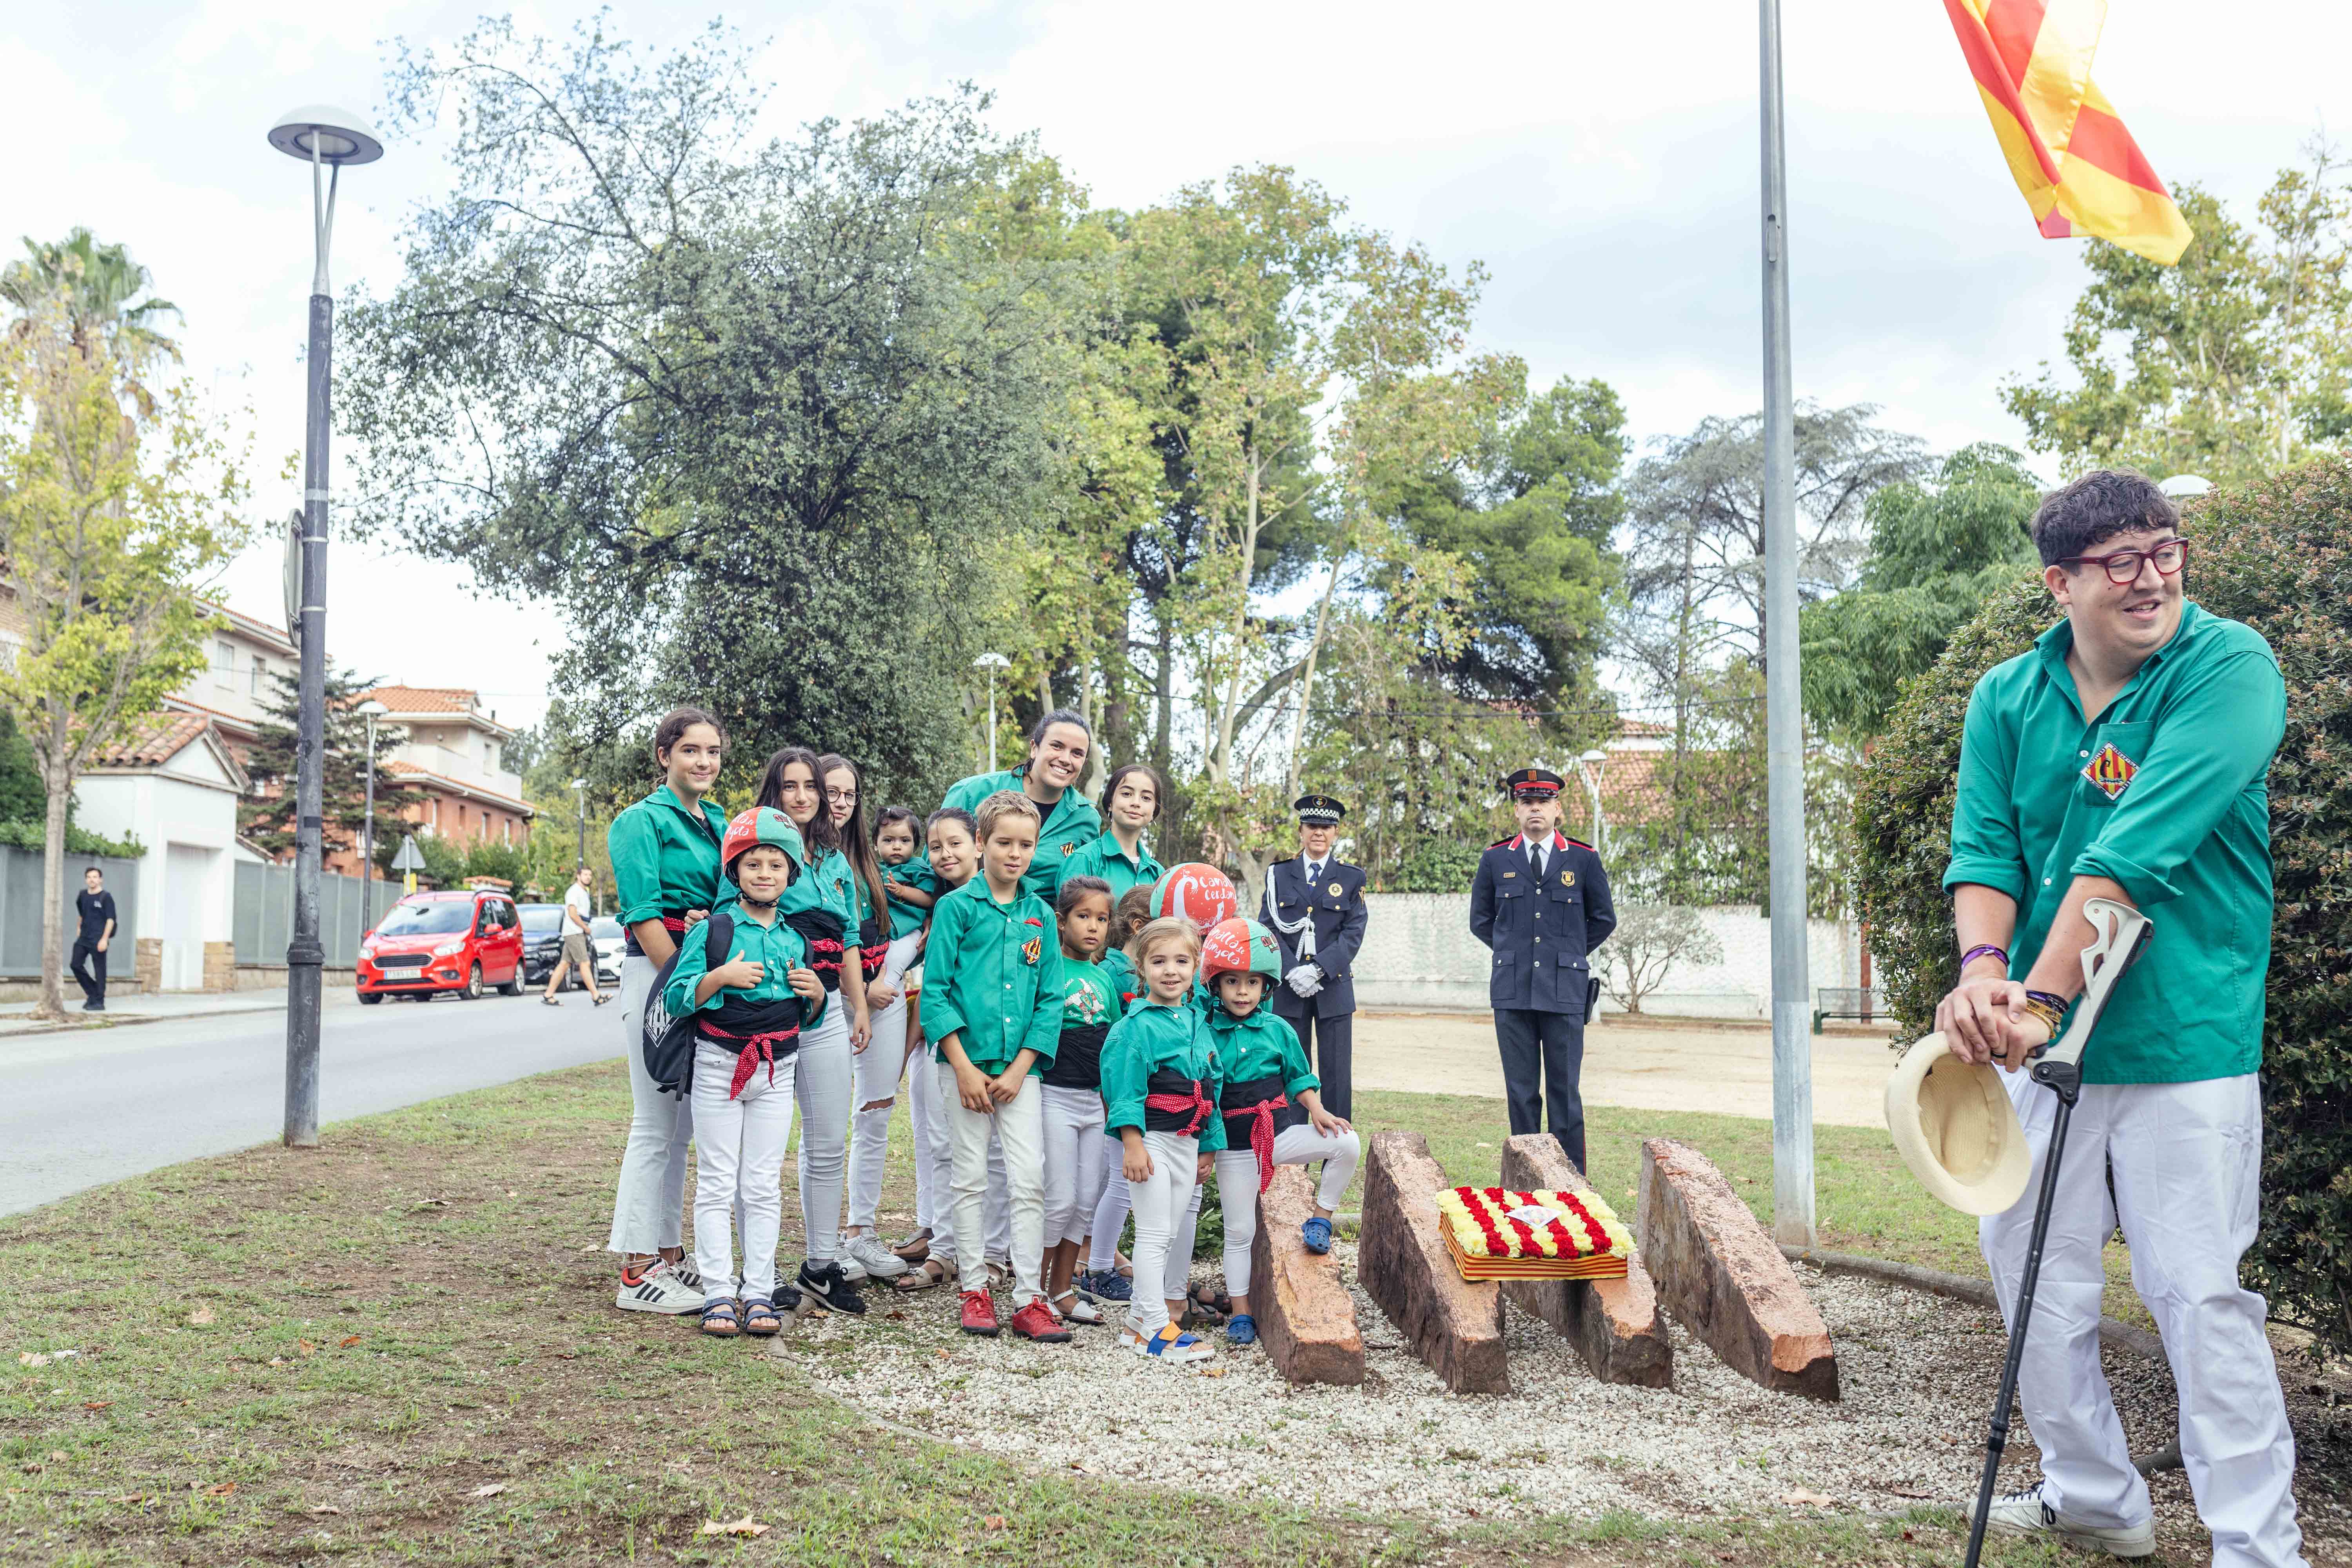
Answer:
[
  {"left": 72, "top": 867, "right": 117, "bottom": 1012},
  {"left": 1257, "top": 794, "right": 1369, "bottom": 1119}
]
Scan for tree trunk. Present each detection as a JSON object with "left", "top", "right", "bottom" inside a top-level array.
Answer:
[
  {"left": 36, "top": 762, "right": 72, "bottom": 1020},
  {"left": 1285, "top": 553, "right": 1344, "bottom": 796}
]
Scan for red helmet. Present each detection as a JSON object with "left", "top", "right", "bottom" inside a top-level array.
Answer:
[
  {"left": 1151, "top": 863, "right": 1236, "bottom": 931},
  {"left": 721, "top": 806, "right": 804, "bottom": 877},
  {"left": 1201, "top": 918, "right": 1281, "bottom": 984}
]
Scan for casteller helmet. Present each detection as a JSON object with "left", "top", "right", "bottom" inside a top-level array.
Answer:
[
  {"left": 1201, "top": 918, "right": 1281, "bottom": 985},
  {"left": 721, "top": 806, "right": 804, "bottom": 880},
  {"left": 1151, "top": 863, "right": 1236, "bottom": 931}
]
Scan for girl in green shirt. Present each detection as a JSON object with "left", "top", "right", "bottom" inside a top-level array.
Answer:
[
  {"left": 1039, "top": 876, "right": 1117, "bottom": 1326},
  {"left": 1060, "top": 763, "right": 1165, "bottom": 905},
  {"left": 1080, "top": 881, "right": 1160, "bottom": 1304}
]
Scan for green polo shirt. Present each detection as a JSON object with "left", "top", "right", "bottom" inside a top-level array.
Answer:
[
  {"left": 881, "top": 854, "right": 936, "bottom": 940},
  {"left": 1205, "top": 1002, "right": 1317, "bottom": 1098},
  {"left": 1943, "top": 602, "right": 2284, "bottom": 1083},
  {"left": 608, "top": 786, "right": 731, "bottom": 928},
  {"left": 662, "top": 904, "right": 810, "bottom": 1018},
  {"left": 940, "top": 768, "right": 1102, "bottom": 899},
  {"left": 1099, "top": 1000, "right": 1226, "bottom": 1151},
  {"left": 1059, "top": 833, "right": 1163, "bottom": 905},
  {"left": 919, "top": 878, "right": 1063, "bottom": 1075}
]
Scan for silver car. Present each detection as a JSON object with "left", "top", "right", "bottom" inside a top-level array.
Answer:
[{"left": 591, "top": 916, "right": 624, "bottom": 986}]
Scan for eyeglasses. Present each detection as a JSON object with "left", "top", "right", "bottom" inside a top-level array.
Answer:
[
  {"left": 2058, "top": 539, "right": 2187, "bottom": 585},
  {"left": 824, "top": 788, "right": 858, "bottom": 805}
]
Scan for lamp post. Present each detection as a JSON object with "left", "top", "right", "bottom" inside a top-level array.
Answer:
[
  {"left": 268, "top": 104, "right": 383, "bottom": 1150},
  {"left": 356, "top": 699, "right": 387, "bottom": 955},
  {"left": 572, "top": 779, "right": 588, "bottom": 903},
  {"left": 973, "top": 652, "right": 1009, "bottom": 772},
  {"left": 1570, "top": 747, "right": 1609, "bottom": 857}
]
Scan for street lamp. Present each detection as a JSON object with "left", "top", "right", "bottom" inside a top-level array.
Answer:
[
  {"left": 356, "top": 698, "right": 387, "bottom": 956},
  {"left": 572, "top": 779, "right": 588, "bottom": 904},
  {"left": 1570, "top": 747, "right": 1608, "bottom": 857},
  {"left": 973, "top": 653, "right": 1009, "bottom": 773},
  {"left": 269, "top": 103, "right": 383, "bottom": 1151}
]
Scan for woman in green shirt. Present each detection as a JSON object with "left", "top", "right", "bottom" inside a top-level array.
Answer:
[
  {"left": 940, "top": 708, "right": 1101, "bottom": 899},
  {"left": 605, "top": 708, "right": 730, "bottom": 1317},
  {"left": 1059, "top": 763, "right": 1165, "bottom": 905}
]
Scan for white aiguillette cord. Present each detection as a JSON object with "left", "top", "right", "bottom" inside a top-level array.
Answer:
[{"left": 1265, "top": 866, "right": 1317, "bottom": 964}]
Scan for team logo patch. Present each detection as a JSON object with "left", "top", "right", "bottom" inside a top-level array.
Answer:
[
  {"left": 1021, "top": 936, "right": 1042, "bottom": 965},
  {"left": 1327, "top": 881, "right": 1343, "bottom": 898},
  {"left": 1060, "top": 842, "right": 1075, "bottom": 857},
  {"left": 2083, "top": 742, "right": 2138, "bottom": 800},
  {"left": 1561, "top": 871, "right": 1575, "bottom": 887}
]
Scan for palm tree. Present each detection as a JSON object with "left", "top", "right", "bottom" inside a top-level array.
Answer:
[{"left": 0, "top": 228, "right": 182, "bottom": 365}]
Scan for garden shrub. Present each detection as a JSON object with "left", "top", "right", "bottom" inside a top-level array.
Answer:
[{"left": 1852, "top": 459, "right": 2352, "bottom": 1357}]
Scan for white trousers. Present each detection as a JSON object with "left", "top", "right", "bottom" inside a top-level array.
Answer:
[
  {"left": 1087, "top": 1138, "right": 1131, "bottom": 1272},
  {"left": 846, "top": 933, "right": 923, "bottom": 1230},
  {"left": 1981, "top": 1072, "right": 2304, "bottom": 1568},
  {"left": 1213, "top": 1123, "right": 1361, "bottom": 1298},
  {"left": 1123, "top": 1129, "right": 1203, "bottom": 1336},
  {"left": 1039, "top": 1085, "right": 1109, "bottom": 1246},
  {"left": 690, "top": 1041, "right": 797, "bottom": 1299},
  {"left": 906, "top": 1024, "right": 946, "bottom": 1234},
  {"left": 789, "top": 997, "right": 853, "bottom": 1265},
  {"left": 604, "top": 955, "right": 693, "bottom": 1255},
  {"left": 938, "top": 1063, "right": 1045, "bottom": 1302}
]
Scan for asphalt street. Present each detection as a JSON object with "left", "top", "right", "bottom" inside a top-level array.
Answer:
[{"left": 0, "top": 990, "right": 622, "bottom": 1217}]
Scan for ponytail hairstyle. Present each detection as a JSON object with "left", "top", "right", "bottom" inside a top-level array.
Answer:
[
  {"left": 650, "top": 706, "right": 726, "bottom": 779},
  {"left": 754, "top": 746, "right": 839, "bottom": 860},
  {"left": 1097, "top": 761, "right": 1163, "bottom": 820},
  {"left": 817, "top": 752, "right": 889, "bottom": 921},
  {"left": 1027, "top": 706, "right": 1094, "bottom": 748}
]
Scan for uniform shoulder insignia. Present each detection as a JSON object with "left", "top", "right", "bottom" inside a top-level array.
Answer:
[
  {"left": 1561, "top": 836, "right": 1594, "bottom": 851},
  {"left": 1488, "top": 836, "right": 1515, "bottom": 850}
]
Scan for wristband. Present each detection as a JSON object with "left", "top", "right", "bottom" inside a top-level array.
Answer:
[
  {"left": 2021, "top": 989, "right": 2069, "bottom": 1036},
  {"left": 1960, "top": 944, "right": 2009, "bottom": 971}
]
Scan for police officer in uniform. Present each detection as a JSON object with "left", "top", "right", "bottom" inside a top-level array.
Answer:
[
  {"left": 1259, "top": 793, "right": 1368, "bottom": 1119},
  {"left": 1470, "top": 768, "right": 1615, "bottom": 1171}
]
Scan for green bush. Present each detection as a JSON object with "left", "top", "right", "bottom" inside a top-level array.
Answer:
[
  {"left": 0, "top": 818, "right": 146, "bottom": 859},
  {"left": 1388, "top": 839, "right": 1485, "bottom": 894},
  {"left": 1853, "top": 461, "right": 2352, "bottom": 1356}
]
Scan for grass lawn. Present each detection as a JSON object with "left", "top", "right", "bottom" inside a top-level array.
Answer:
[{"left": 0, "top": 1062, "right": 2126, "bottom": 1566}]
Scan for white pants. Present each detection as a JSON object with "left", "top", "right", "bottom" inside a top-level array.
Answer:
[
  {"left": 908, "top": 1030, "right": 947, "bottom": 1235},
  {"left": 604, "top": 955, "right": 693, "bottom": 1255},
  {"left": 938, "top": 1063, "right": 1045, "bottom": 1302},
  {"left": 1981, "top": 1073, "right": 2303, "bottom": 1568},
  {"left": 1040, "top": 1085, "right": 1109, "bottom": 1247},
  {"left": 847, "top": 933, "right": 923, "bottom": 1231},
  {"left": 1213, "top": 1123, "right": 1360, "bottom": 1298},
  {"left": 924, "top": 1071, "right": 1009, "bottom": 1266},
  {"left": 1123, "top": 1129, "right": 1203, "bottom": 1336},
  {"left": 789, "top": 996, "right": 853, "bottom": 1265},
  {"left": 690, "top": 1042, "right": 797, "bottom": 1299},
  {"left": 1087, "top": 1138, "right": 1131, "bottom": 1272}
]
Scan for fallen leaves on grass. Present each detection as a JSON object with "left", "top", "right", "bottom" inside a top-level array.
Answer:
[
  {"left": 983, "top": 1515, "right": 1006, "bottom": 1531},
  {"left": 338, "top": 1335, "right": 362, "bottom": 1348},
  {"left": 933, "top": 1349, "right": 953, "bottom": 1361},
  {"left": 309, "top": 1504, "right": 341, "bottom": 1515},
  {"left": 1201, "top": 1367, "right": 1226, "bottom": 1378},
  {"left": 204, "top": 1482, "right": 236, "bottom": 1497},
  {"left": 296, "top": 1340, "right": 316, "bottom": 1356},
  {"left": 697, "top": 1516, "right": 768, "bottom": 1537},
  {"left": 189, "top": 1307, "right": 215, "bottom": 1326},
  {"left": 1777, "top": 1488, "right": 1835, "bottom": 1507},
  {"left": 467, "top": 1483, "right": 508, "bottom": 1498},
  {"left": 16, "top": 1351, "right": 47, "bottom": 1367},
  {"left": 81, "top": 1401, "right": 111, "bottom": 1410}
]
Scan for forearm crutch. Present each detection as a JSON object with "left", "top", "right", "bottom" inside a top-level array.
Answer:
[{"left": 1963, "top": 897, "right": 2153, "bottom": 1568}]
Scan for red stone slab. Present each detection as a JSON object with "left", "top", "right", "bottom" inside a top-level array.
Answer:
[
  {"left": 1246, "top": 1165, "right": 1364, "bottom": 1385},
  {"left": 1497, "top": 1135, "right": 1672, "bottom": 1388},
  {"left": 1358, "top": 1130, "right": 1508, "bottom": 1394},
  {"left": 1635, "top": 1137, "right": 1838, "bottom": 1401}
]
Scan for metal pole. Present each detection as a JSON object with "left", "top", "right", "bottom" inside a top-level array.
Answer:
[
  {"left": 987, "top": 666, "right": 998, "bottom": 772},
  {"left": 285, "top": 143, "right": 338, "bottom": 1149},
  {"left": 359, "top": 711, "right": 375, "bottom": 953},
  {"left": 1759, "top": 0, "right": 1815, "bottom": 1245}
]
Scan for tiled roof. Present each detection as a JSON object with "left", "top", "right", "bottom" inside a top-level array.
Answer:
[
  {"left": 202, "top": 601, "right": 298, "bottom": 657},
  {"left": 91, "top": 711, "right": 211, "bottom": 767},
  {"left": 358, "top": 685, "right": 482, "bottom": 715},
  {"left": 382, "top": 760, "right": 535, "bottom": 817}
]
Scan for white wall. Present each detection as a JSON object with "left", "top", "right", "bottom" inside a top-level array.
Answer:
[
  {"left": 1351, "top": 893, "right": 1865, "bottom": 1018},
  {"left": 75, "top": 748, "right": 242, "bottom": 985}
]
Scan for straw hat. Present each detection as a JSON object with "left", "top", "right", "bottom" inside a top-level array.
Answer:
[{"left": 1884, "top": 1032, "right": 2032, "bottom": 1216}]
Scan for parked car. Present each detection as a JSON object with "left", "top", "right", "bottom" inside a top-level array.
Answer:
[
  {"left": 590, "top": 916, "right": 624, "bottom": 986},
  {"left": 517, "top": 902, "right": 568, "bottom": 986},
  {"left": 357, "top": 889, "right": 527, "bottom": 1002}
]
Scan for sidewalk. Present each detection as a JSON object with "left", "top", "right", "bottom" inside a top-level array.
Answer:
[{"left": 0, "top": 986, "right": 342, "bottom": 1037}]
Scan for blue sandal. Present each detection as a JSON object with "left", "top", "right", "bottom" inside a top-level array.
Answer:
[
  {"left": 1226, "top": 1313, "right": 1258, "bottom": 1345},
  {"left": 699, "top": 1298, "right": 742, "bottom": 1338},
  {"left": 1301, "top": 1216, "right": 1334, "bottom": 1254},
  {"left": 740, "top": 1296, "right": 781, "bottom": 1337}
]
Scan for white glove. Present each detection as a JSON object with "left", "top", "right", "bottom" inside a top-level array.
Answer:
[{"left": 1286, "top": 963, "right": 1324, "bottom": 998}]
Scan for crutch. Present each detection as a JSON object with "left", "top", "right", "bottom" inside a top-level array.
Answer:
[{"left": 1962, "top": 897, "right": 2153, "bottom": 1568}]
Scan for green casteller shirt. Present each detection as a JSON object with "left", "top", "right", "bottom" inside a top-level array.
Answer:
[
  {"left": 1099, "top": 1001, "right": 1226, "bottom": 1151},
  {"left": 1943, "top": 603, "right": 2285, "bottom": 1084},
  {"left": 1059, "top": 834, "right": 1164, "bottom": 906},
  {"left": 940, "top": 768, "right": 1102, "bottom": 899},
  {"left": 1205, "top": 1003, "right": 1317, "bottom": 1098},
  {"left": 881, "top": 854, "right": 937, "bottom": 940},
  {"left": 661, "top": 905, "right": 811, "bottom": 1018},
  {"left": 609, "top": 785, "right": 732, "bottom": 929},
  {"left": 920, "top": 879, "right": 1063, "bottom": 1076}
]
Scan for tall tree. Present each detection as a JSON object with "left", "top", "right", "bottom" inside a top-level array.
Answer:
[
  {"left": 239, "top": 667, "right": 421, "bottom": 861},
  {"left": 2, "top": 228, "right": 183, "bottom": 367},
  {"left": 0, "top": 285, "right": 247, "bottom": 1018}
]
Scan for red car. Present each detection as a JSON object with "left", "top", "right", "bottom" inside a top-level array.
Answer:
[{"left": 357, "top": 889, "right": 527, "bottom": 1003}]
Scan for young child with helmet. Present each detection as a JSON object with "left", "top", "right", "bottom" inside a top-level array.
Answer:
[
  {"left": 1199, "top": 916, "right": 1359, "bottom": 1347},
  {"left": 661, "top": 807, "right": 828, "bottom": 1339}
]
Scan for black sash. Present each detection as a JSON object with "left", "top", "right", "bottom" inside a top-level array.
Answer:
[
  {"left": 1042, "top": 1022, "right": 1110, "bottom": 1092},
  {"left": 1219, "top": 1072, "right": 1307, "bottom": 1137},
  {"left": 1141, "top": 1065, "right": 1211, "bottom": 1135}
]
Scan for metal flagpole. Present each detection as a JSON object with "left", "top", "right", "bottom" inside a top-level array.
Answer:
[{"left": 1759, "top": 0, "right": 1816, "bottom": 1245}]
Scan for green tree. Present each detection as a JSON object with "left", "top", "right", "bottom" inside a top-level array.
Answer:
[
  {"left": 0, "top": 285, "right": 247, "bottom": 1018},
  {"left": 239, "top": 667, "right": 421, "bottom": 861},
  {"left": 2, "top": 227, "right": 183, "bottom": 367}
]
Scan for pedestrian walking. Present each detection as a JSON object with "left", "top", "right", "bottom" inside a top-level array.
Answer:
[
  {"left": 541, "top": 866, "right": 608, "bottom": 1005},
  {"left": 71, "top": 867, "right": 116, "bottom": 1013}
]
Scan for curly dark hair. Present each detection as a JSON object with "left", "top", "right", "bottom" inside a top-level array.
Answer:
[{"left": 2031, "top": 469, "right": 2179, "bottom": 566}]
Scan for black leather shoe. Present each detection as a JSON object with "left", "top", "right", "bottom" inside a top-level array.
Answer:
[{"left": 794, "top": 1260, "right": 866, "bottom": 1316}]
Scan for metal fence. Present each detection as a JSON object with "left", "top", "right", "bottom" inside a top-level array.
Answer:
[
  {"left": 232, "top": 860, "right": 407, "bottom": 969},
  {"left": 0, "top": 846, "right": 143, "bottom": 980}
]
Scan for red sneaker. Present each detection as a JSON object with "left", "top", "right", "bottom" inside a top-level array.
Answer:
[
  {"left": 1008, "top": 1298, "right": 1072, "bottom": 1343},
  {"left": 958, "top": 1289, "right": 1000, "bottom": 1336}
]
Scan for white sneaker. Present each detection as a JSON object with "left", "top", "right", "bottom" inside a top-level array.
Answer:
[
  {"left": 614, "top": 1261, "right": 705, "bottom": 1315},
  {"left": 1985, "top": 1483, "right": 2155, "bottom": 1558},
  {"left": 844, "top": 1234, "right": 909, "bottom": 1281}
]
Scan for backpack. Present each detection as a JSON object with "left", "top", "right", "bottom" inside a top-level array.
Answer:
[{"left": 641, "top": 911, "right": 735, "bottom": 1101}]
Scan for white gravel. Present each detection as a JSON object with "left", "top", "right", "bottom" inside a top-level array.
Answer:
[{"left": 768, "top": 1249, "right": 2039, "bottom": 1523}]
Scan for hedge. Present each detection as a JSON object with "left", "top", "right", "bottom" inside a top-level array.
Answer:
[
  {"left": 0, "top": 818, "right": 146, "bottom": 860},
  {"left": 1853, "top": 460, "right": 2352, "bottom": 1358}
]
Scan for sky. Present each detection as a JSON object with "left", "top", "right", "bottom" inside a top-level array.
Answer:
[{"left": 5, "top": 0, "right": 2346, "bottom": 732}]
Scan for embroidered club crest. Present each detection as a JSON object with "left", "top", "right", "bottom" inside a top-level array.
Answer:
[
  {"left": 1021, "top": 936, "right": 1042, "bottom": 965},
  {"left": 2083, "top": 742, "right": 2138, "bottom": 800},
  {"left": 1561, "top": 870, "right": 1575, "bottom": 887},
  {"left": 1060, "top": 842, "right": 1075, "bottom": 857}
]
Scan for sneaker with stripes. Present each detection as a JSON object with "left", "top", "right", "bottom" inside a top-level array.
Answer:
[{"left": 614, "top": 1261, "right": 706, "bottom": 1315}]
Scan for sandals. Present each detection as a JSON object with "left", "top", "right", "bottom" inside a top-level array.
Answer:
[
  {"left": 541, "top": 996, "right": 562, "bottom": 1006},
  {"left": 1051, "top": 1290, "right": 1103, "bottom": 1326},
  {"left": 740, "top": 1296, "right": 781, "bottom": 1337},
  {"left": 1187, "top": 1283, "right": 1230, "bottom": 1323},
  {"left": 890, "top": 1230, "right": 933, "bottom": 1264},
  {"left": 592, "top": 994, "right": 612, "bottom": 1007},
  {"left": 700, "top": 1298, "right": 742, "bottom": 1338},
  {"left": 893, "top": 1259, "right": 951, "bottom": 1293}
]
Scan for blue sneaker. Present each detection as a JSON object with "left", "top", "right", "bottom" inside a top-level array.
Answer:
[
  {"left": 1301, "top": 1216, "right": 1334, "bottom": 1254},
  {"left": 1082, "top": 1267, "right": 1132, "bottom": 1303},
  {"left": 1226, "top": 1313, "right": 1257, "bottom": 1345}
]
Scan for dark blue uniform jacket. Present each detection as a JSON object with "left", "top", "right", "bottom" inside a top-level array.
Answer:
[{"left": 1469, "top": 832, "right": 1616, "bottom": 1016}]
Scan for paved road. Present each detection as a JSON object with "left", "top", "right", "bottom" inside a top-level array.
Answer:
[{"left": 0, "top": 991, "right": 623, "bottom": 1217}]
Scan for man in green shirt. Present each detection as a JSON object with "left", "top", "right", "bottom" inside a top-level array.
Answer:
[{"left": 1938, "top": 471, "right": 2303, "bottom": 1567}]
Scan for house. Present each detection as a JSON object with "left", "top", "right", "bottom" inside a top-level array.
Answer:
[
  {"left": 71, "top": 712, "right": 253, "bottom": 991},
  {"left": 161, "top": 604, "right": 300, "bottom": 768},
  {"left": 346, "top": 685, "right": 534, "bottom": 875}
]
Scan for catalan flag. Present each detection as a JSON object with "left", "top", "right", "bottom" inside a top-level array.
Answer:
[{"left": 1945, "top": 0, "right": 2192, "bottom": 265}]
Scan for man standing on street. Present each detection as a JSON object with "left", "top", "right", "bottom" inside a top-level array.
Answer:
[
  {"left": 542, "top": 866, "right": 609, "bottom": 1007},
  {"left": 1258, "top": 794, "right": 1367, "bottom": 1118},
  {"left": 1935, "top": 470, "right": 2303, "bottom": 1566},
  {"left": 71, "top": 866, "right": 116, "bottom": 1013},
  {"left": 1469, "top": 768, "right": 1614, "bottom": 1171}
]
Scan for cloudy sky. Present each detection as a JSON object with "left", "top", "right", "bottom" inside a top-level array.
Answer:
[{"left": 4, "top": 1, "right": 2343, "bottom": 730}]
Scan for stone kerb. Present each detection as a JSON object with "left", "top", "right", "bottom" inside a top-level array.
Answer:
[
  {"left": 1496, "top": 1136, "right": 1671, "bottom": 1387},
  {"left": 1245, "top": 1165, "right": 1364, "bottom": 1385},
  {"left": 1357, "top": 1130, "right": 1508, "bottom": 1394}
]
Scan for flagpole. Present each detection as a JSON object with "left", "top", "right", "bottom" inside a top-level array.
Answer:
[{"left": 1759, "top": 0, "right": 1817, "bottom": 1247}]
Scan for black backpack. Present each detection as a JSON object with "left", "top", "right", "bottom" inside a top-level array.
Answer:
[{"left": 642, "top": 911, "right": 735, "bottom": 1101}]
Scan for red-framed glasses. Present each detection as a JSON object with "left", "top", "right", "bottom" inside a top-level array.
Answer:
[{"left": 2058, "top": 539, "right": 2188, "bottom": 584}]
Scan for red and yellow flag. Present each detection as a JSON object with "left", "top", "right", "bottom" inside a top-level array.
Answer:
[{"left": 1944, "top": 0, "right": 2192, "bottom": 265}]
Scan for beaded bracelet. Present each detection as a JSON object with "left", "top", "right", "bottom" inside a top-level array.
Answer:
[
  {"left": 2021, "top": 989, "right": 2069, "bottom": 1036},
  {"left": 1960, "top": 944, "right": 2009, "bottom": 971}
]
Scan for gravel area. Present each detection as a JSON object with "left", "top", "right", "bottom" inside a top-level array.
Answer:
[{"left": 766, "top": 1250, "right": 2080, "bottom": 1524}]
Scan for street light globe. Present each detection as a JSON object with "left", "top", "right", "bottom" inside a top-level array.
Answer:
[
  {"left": 571, "top": 778, "right": 588, "bottom": 790},
  {"left": 267, "top": 105, "right": 385, "bottom": 165},
  {"left": 1578, "top": 749, "right": 1608, "bottom": 764},
  {"left": 355, "top": 699, "right": 388, "bottom": 717},
  {"left": 2158, "top": 474, "right": 2212, "bottom": 499},
  {"left": 973, "top": 652, "right": 1010, "bottom": 670}
]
